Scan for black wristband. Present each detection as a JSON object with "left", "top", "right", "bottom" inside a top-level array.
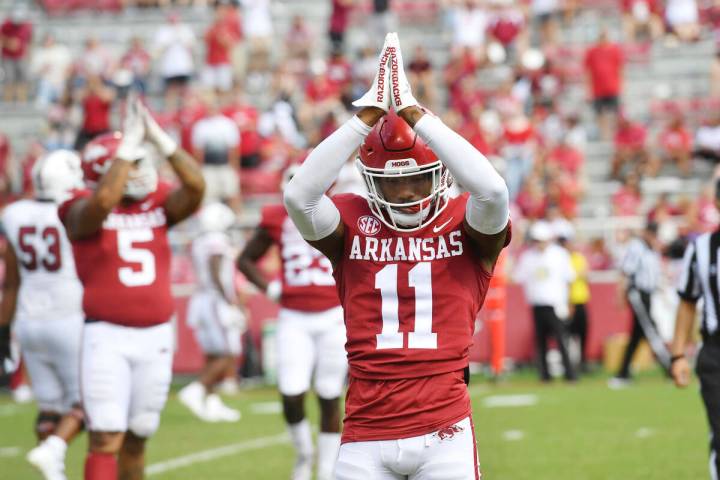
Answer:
[{"left": 670, "top": 354, "right": 685, "bottom": 364}]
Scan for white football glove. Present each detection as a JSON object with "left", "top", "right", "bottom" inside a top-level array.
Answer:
[
  {"left": 137, "top": 100, "right": 178, "bottom": 157},
  {"left": 352, "top": 33, "right": 394, "bottom": 112},
  {"left": 116, "top": 96, "right": 146, "bottom": 162},
  {"left": 266, "top": 280, "right": 282, "bottom": 302},
  {"left": 387, "top": 32, "right": 419, "bottom": 111}
]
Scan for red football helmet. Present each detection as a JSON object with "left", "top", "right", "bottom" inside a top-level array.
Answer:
[
  {"left": 357, "top": 111, "right": 449, "bottom": 231},
  {"left": 82, "top": 132, "right": 157, "bottom": 200}
]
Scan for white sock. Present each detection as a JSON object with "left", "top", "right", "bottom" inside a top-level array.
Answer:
[
  {"left": 183, "top": 381, "right": 207, "bottom": 397},
  {"left": 44, "top": 435, "right": 67, "bottom": 458},
  {"left": 317, "top": 432, "right": 341, "bottom": 480},
  {"left": 288, "top": 419, "right": 314, "bottom": 460}
]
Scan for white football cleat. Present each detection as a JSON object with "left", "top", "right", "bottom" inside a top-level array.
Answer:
[
  {"left": 178, "top": 382, "right": 214, "bottom": 422},
  {"left": 27, "top": 442, "right": 67, "bottom": 480},
  {"left": 205, "top": 394, "right": 241, "bottom": 422}
]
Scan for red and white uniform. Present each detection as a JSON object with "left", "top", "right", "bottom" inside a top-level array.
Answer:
[
  {"left": 260, "top": 204, "right": 347, "bottom": 398},
  {"left": 58, "top": 182, "right": 175, "bottom": 436},
  {"left": 2, "top": 199, "right": 83, "bottom": 413},
  {"left": 331, "top": 193, "right": 494, "bottom": 444}
]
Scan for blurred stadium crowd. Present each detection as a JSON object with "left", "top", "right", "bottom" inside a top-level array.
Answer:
[{"left": 1, "top": 0, "right": 720, "bottom": 274}]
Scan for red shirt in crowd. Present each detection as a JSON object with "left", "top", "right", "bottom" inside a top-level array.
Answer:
[
  {"left": 547, "top": 144, "right": 583, "bottom": 176},
  {"left": 1, "top": 20, "right": 32, "bottom": 59},
  {"left": 621, "top": 0, "right": 660, "bottom": 15},
  {"left": 305, "top": 75, "right": 340, "bottom": 103},
  {"left": 326, "top": 56, "right": 353, "bottom": 90},
  {"left": 584, "top": 41, "right": 623, "bottom": 98},
  {"left": 205, "top": 21, "right": 237, "bottom": 66},
  {"left": 121, "top": 46, "right": 152, "bottom": 77},
  {"left": 659, "top": 125, "right": 692, "bottom": 153},
  {"left": 612, "top": 187, "right": 642, "bottom": 216},
  {"left": 223, "top": 104, "right": 261, "bottom": 157},
  {"left": 615, "top": 121, "right": 647, "bottom": 150},
  {"left": 177, "top": 101, "right": 208, "bottom": 152},
  {"left": 82, "top": 93, "right": 112, "bottom": 133},
  {"left": 329, "top": 0, "right": 353, "bottom": 34}
]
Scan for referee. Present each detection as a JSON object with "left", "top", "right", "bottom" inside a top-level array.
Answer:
[
  {"left": 610, "top": 221, "right": 671, "bottom": 387},
  {"left": 672, "top": 179, "right": 720, "bottom": 478}
]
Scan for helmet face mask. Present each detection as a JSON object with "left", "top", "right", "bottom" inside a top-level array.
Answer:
[
  {"left": 357, "top": 111, "right": 450, "bottom": 232},
  {"left": 124, "top": 153, "right": 158, "bottom": 200}
]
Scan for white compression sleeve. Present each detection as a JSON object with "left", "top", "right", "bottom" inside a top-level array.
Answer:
[
  {"left": 283, "top": 116, "right": 372, "bottom": 241},
  {"left": 414, "top": 114, "right": 510, "bottom": 235}
]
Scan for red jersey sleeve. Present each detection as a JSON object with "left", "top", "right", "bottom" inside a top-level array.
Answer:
[{"left": 259, "top": 204, "right": 287, "bottom": 242}]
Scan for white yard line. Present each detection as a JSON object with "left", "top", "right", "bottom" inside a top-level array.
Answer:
[
  {"left": 482, "top": 394, "right": 538, "bottom": 408},
  {"left": 146, "top": 432, "right": 290, "bottom": 476},
  {"left": 0, "top": 446, "right": 20, "bottom": 457}
]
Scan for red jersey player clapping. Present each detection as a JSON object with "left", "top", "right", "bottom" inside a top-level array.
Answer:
[
  {"left": 58, "top": 98, "right": 205, "bottom": 480},
  {"left": 283, "top": 33, "right": 511, "bottom": 479}
]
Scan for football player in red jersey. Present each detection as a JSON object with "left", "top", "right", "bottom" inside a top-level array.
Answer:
[
  {"left": 58, "top": 99, "right": 205, "bottom": 480},
  {"left": 237, "top": 166, "right": 347, "bottom": 480},
  {"left": 283, "top": 33, "right": 511, "bottom": 479}
]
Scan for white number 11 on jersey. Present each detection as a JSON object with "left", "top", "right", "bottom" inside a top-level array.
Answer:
[{"left": 375, "top": 262, "right": 437, "bottom": 350}]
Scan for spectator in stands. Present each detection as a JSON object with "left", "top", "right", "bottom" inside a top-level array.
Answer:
[
  {"left": 448, "top": 0, "right": 488, "bottom": 62},
  {"left": 408, "top": 44, "right": 437, "bottom": 110},
  {"left": 612, "top": 171, "right": 643, "bottom": 217},
  {"left": 612, "top": 115, "right": 657, "bottom": 178},
  {"left": 203, "top": 4, "right": 241, "bottom": 96},
  {"left": 547, "top": 134, "right": 583, "bottom": 177},
  {"left": 695, "top": 181, "right": 720, "bottom": 233},
  {"left": 694, "top": 113, "right": 720, "bottom": 162},
  {"left": 326, "top": 47, "right": 354, "bottom": 107},
  {"left": 622, "top": 0, "right": 663, "bottom": 42},
  {"left": 153, "top": 12, "right": 197, "bottom": 109},
  {"left": 191, "top": 93, "right": 241, "bottom": 210},
  {"left": 530, "top": 0, "right": 560, "bottom": 47},
  {"left": 711, "top": 51, "right": 720, "bottom": 99},
  {"left": 119, "top": 36, "right": 152, "bottom": 95},
  {"left": 586, "top": 237, "right": 614, "bottom": 270},
  {"left": 665, "top": 0, "right": 700, "bottom": 43},
  {"left": 285, "top": 15, "right": 314, "bottom": 76},
  {"left": 328, "top": 0, "right": 355, "bottom": 52},
  {"left": 30, "top": 33, "right": 72, "bottom": 109},
  {"left": 565, "top": 113, "right": 587, "bottom": 154},
  {"left": 241, "top": 0, "right": 273, "bottom": 72},
  {"left": 657, "top": 114, "right": 693, "bottom": 176},
  {"left": 584, "top": 28, "right": 624, "bottom": 141},
  {"left": 371, "top": 0, "right": 396, "bottom": 47},
  {"left": 1, "top": 6, "right": 33, "bottom": 103},
  {"left": 515, "top": 172, "right": 548, "bottom": 220},
  {"left": 502, "top": 107, "right": 538, "bottom": 200},
  {"left": 487, "top": 0, "right": 527, "bottom": 59},
  {"left": 75, "top": 35, "right": 114, "bottom": 84},
  {"left": 222, "top": 85, "right": 261, "bottom": 168},
  {"left": 73, "top": 74, "right": 115, "bottom": 151}
]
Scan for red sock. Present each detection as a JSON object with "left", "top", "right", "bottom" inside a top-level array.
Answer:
[{"left": 84, "top": 452, "right": 117, "bottom": 480}]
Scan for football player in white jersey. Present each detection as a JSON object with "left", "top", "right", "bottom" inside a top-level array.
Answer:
[
  {"left": 179, "top": 202, "right": 244, "bottom": 422},
  {"left": 0, "top": 150, "right": 85, "bottom": 480}
]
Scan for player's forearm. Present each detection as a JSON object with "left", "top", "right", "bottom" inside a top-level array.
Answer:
[
  {"left": 168, "top": 148, "right": 206, "bottom": 198},
  {"left": 236, "top": 257, "right": 269, "bottom": 293},
  {"left": 284, "top": 115, "right": 372, "bottom": 241},
  {"left": 413, "top": 114, "right": 509, "bottom": 234},
  {"left": 671, "top": 300, "right": 697, "bottom": 355},
  {"left": 94, "top": 158, "right": 134, "bottom": 212}
]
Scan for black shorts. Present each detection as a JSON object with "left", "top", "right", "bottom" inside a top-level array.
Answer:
[
  {"left": 163, "top": 75, "right": 191, "bottom": 89},
  {"left": 593, "top": 96, "right": 620, "bottom": 114}
]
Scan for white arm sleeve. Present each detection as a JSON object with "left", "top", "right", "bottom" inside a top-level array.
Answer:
[
  {"left": 283, "top": 116, "right": 372, "bottom": 241},
  {"left": 414, "top": 114, "right": 510, "bottom": 235}
]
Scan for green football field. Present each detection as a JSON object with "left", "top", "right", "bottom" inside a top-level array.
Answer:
[{"left": 0, "top": 370, "right": 710, "bottom": 479}]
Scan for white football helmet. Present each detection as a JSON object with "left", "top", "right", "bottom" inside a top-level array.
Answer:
[
  {"left": 32, "top": 149, "right": 84, "bottom": 204},
  {"left": 199, "top": 202, "right": 236, "bottom": 233}
]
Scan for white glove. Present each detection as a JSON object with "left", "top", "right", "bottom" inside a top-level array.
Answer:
[
  {"left": 387, "top": 32, "right": 418, "bottom": 111},
  {"left": 266, "top": 280, "right": 282, "bottom": 302},
  {"left": 116, "top": 97, "right": 146, "bottom": 162},
  {"left": 352, "top": 33, "right": 394, "bottom": 112},
  {"left": 137, "top": 100, "right": 178, "bottom": 157}
]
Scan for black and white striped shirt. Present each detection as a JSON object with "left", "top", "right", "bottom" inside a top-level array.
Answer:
[
  {"left": 677, "top": 231, "right": 720, "bottom": 336},
  {"left": 621, "top": 238, "right": 662, "bottom": 293}
]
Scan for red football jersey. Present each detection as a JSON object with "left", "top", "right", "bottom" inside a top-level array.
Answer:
[
  {"left": 58, "top": 182, "right": 175, "bottom": 327},
  {"left": 260, "top": 204, "right": 340, "bottom": 312},
  {"left": 332, "top": 193, "right": 508, "bottom": 443}
]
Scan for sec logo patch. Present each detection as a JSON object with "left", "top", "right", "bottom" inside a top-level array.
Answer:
[{"left": 358, "top": 215, "right": 381, "bottom": 236}]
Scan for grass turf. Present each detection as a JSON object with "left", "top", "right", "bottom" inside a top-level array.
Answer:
[{"left": 0, "top": 370, "right": 709, "bottom": 479}]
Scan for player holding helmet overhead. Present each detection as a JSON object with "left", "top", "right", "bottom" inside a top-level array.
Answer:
[
  {"left": 58, "top": 99, "right": 205, "bottom": 480},
  {"left": 0, "top": 150, "right": 85, "bottom": 480},
  {"left": 237, "top": 165, "right": 347, "bottom": 480},
  {"left": 283, "top": 33, "right": 511, "bottom": 479}
]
